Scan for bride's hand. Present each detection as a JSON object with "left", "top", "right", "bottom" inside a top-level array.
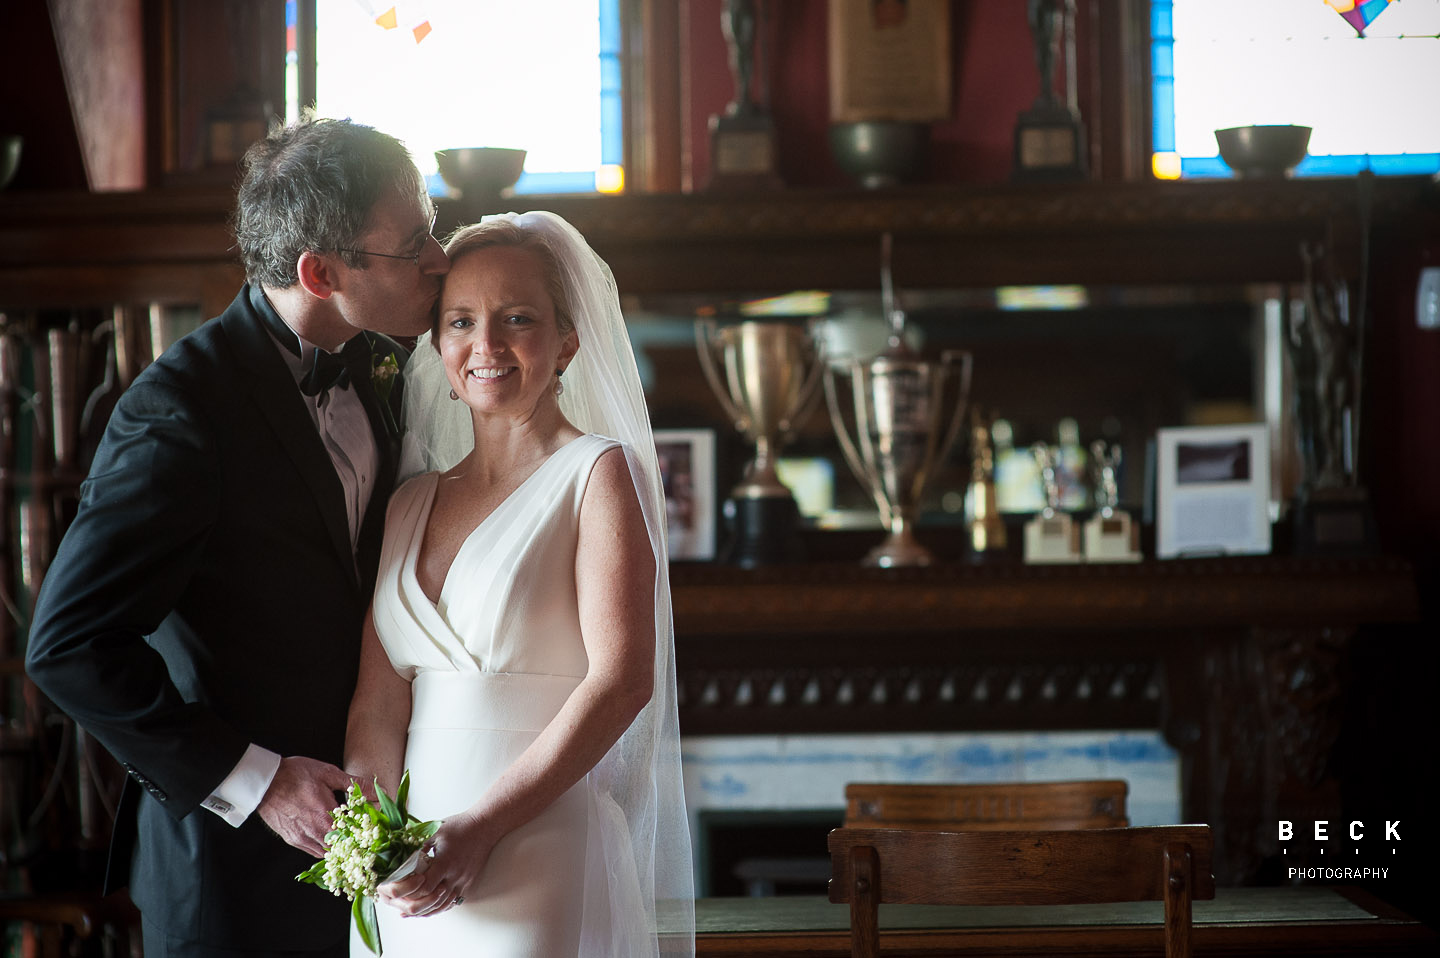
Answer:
[{"left": 375, "top": 813, "right": 495, "bottom": 918}]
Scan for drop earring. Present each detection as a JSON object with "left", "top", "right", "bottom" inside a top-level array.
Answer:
[
  {"left": 449, "top": 388, "right": 458, "bottom": 401},
  {"left": 554, "top": 369, "right": 564, "bottom": 397}
]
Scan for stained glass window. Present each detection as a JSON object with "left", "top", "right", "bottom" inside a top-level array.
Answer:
[
  {"left": 286, "top": 1, "right": 623, "bottom": 195},
  {"left": 1151, "top": 0, "right": 1440, "bottom": 178}
]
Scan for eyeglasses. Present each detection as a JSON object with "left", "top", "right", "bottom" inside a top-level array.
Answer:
[{"left": 337, "top": 210, "right": 438, "bottom": 266}]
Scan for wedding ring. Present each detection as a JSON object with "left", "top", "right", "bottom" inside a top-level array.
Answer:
[{"left": 451, "top": 895, "right": 464, "bottom": 906}]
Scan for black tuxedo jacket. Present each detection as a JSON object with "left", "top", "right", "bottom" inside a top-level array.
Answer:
[{"left": 26, "top": 286, "right": 407, "bottom": 950}]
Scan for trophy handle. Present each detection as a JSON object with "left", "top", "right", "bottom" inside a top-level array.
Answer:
[
  {"left": 778, "top": 327, "right": 826, "bottom": 442},
  {"left": 932, "top": 349, "right": 974, "bottom": 468},
  {"left": 694, "top": 319, "right": 750, "bottom": 433},
  {"left": 823, "top": 362, "right": 888, "bottom": 523}
]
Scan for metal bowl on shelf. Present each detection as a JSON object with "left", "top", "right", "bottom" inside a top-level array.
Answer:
[
  {"left": 828, "top": 121, "right": 927, "bottom": 190},
  {"left": 1214, "top": 125, "right": 1311, "bottom": 179},
  {"left": 435, "top": 147, "right": 527, "bottom": 199}
]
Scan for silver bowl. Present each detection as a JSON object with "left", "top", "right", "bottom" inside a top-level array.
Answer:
[
  {"left": 829, "top": 122, "right": 927, "bottom": 189},
  {"left": 1214, "top": 125, "right": 1311, "bottom": 179},
  {"left": 435, "top": 147, "right": 527, "bottom": 198},
  {"left": 0, "top": 135, "right": 21, "bottom": 190}
]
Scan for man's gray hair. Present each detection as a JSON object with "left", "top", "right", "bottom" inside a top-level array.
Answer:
[{"left": 233, "top": 115, "right": 424, "bottom": 288}]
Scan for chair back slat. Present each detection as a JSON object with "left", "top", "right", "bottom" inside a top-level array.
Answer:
[
  {"left": 829, "top": 826, "right": 1214, "bottom": 906},
  {"left": 845, "top": 779, "right": 1129, "bottom": 830},
  {"left": 828, "top": 825, "right": 1215, "bottom": 958}
]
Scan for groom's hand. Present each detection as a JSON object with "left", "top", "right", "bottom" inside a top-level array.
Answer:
[{"left": 256, "top": 755, "right": 354, "bottom": 857}]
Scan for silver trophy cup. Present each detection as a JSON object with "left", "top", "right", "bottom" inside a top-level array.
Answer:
[{"left": 824, "top": 349, "right": 973, "bottom": 567}]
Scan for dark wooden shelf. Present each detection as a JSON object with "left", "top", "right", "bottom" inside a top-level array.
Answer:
[
  {"left": 4, "top": 177, "right": 1436, "bottom": 312},
  {"left": 669, "top": 554, "right": 1419, "bottom": 638}
]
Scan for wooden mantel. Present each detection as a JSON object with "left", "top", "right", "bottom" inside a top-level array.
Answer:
[
  {"left": 3, "top": 176, "right": 1436, "bottom": 314},
  {"left": 669, "top": 554, "right": 1418, "bottom": 636}
]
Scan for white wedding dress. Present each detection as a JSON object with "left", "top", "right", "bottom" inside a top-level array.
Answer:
[{"left": 359, "top": 433, "right": 653, "bottom": 957}]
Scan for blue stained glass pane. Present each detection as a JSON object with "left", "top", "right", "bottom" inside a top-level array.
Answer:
[
  {"left": 599, "top": 0, "right": 623, "bottom": 172},
  {"left": 516, "top": 171, "right": 598, "bottom": 194},
  {"left": 1152, "top": 44, "right": 1172, "bottom": 79},
  {"left": 601, "top": 56, "right": 622, "bottom": 90},
  {"left": 599, "top": 0, "right": 620, "bottom": 50},
  {"left": 601, "top": 96, "right": 623, "bottom": 165},
  {"left": 1151, "top": 1, "right": 1173, "bottom": 40},
  {"left": 1153, "top": 80, "right": 1175, "bottom": 152},
  {"left": 1367, "top": 154, "right": 1440, "bottom": 175},
  {"left": 1183, "top": 154, "right": 1440, "bottom": 178},
  {"left": 1179, "top": 157, "right": 1231, "bottom": 177}
]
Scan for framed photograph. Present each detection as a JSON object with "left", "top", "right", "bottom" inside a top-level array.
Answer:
[
  {"left": 654, "top": 429, "right": 717, "bottom": 562},
  {"left": 1155, "top": 423, "right": 1272, "bottom": 559},
  {"left": 828, "top": 0, "right": 952, "bottom": 122}
]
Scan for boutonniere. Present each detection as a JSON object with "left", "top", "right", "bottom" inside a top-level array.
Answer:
[
  {"left": 371, "top": 351, "right": 401, "bottom": 433},
  {"left": 372, "top": 352, "right": 400, "bottom": 402}
]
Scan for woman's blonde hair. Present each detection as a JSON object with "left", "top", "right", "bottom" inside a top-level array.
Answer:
[{"left": 438, "top": 219, "right": 575, "bottom": 336}]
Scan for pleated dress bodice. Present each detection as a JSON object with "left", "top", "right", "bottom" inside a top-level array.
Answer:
[{"left": 373, "top": 433, "right": 616, "bottom": 681}]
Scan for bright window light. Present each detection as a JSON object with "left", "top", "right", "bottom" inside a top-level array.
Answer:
[
  {"left": 288, "top": 1, "right": 622, "bottom": 195},
  {"left": 1152, "top": 0, "right": 1440, "bottom": 177}
]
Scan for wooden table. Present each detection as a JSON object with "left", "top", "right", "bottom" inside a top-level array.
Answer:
[{"left": 675, "top": 887, "right": 1435, "bottom": 957}]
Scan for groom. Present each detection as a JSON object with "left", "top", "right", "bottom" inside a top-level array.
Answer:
[{"left": 26, "top": 116, "right": 448, "bottom": 957}]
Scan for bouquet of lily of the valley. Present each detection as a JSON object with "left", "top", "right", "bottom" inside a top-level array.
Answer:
[{"left": 296, "top": 771, "right": 439, "bottom": 956}]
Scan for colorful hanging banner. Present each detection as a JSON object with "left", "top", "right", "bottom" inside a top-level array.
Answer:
[
  {"left": 350, "top": 1, "right": 431, "bottom": 42},
  {"left": 1324, "top": 0, "right": 1396, "bottom": 37}
]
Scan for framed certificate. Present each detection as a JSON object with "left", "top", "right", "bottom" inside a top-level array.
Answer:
[
  {"left": 1155, "top": 423, "right": 1272, "bottom": 559},
  {"left": 654, "top": 429, "right": 718, "bottom": 561},
  {"left": 828, "top": 0, "right": 953, "bottom": 122}
]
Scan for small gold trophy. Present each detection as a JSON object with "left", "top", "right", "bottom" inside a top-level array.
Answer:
[
  {"left": 695, "top": 317, "right": 824, "bottom": 565},
  {"left": 1023, "top": 442, "right": 1082, "bottom": 564},
  {"left": 966, "top": 411, "right": 1008, "bottom": 558},
  {"left": 1083, "top": 440, "right": 1141, "bottom": 562}
]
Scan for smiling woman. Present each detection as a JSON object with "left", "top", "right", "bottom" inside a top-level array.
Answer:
[{"left": 285, "top": 0, "right": 624, "bottom": 195}]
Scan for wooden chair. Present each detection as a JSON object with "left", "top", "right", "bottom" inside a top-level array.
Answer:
[
  {"left": 828, "top": 825, "right": 1214, "bottom": 958},
  {"left": 845, "top": 779, "right": 1129, "bottom": 830}
]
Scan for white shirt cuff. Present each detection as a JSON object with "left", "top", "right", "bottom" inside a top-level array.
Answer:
[{"left": 202, "top": 744, "right": 282, "bottom": 827}]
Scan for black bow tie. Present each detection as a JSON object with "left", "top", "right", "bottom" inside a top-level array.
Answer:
[{"left": 300, "top": 337, "right": 369, "bottom": 397}]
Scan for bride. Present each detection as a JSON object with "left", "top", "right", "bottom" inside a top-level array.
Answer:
[{"left": 343, "top": 212, "right": 694, "bottom": 957}]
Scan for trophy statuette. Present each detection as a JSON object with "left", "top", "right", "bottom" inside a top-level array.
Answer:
[
  {"left": 708, "top": 0, "right": 782, "bottom": 190},
  {"left": 695, "top": 317, "right": 824, "bottom": 566},
  {"left": 1014, "top": 0, "right": 1086, "bottom": 181},
  {"left": 1023, "top": 442, "right": 1082, "bottom": 563},
  {"left": 1082, "top": 440, "right": 1141, "bottom": 562}
]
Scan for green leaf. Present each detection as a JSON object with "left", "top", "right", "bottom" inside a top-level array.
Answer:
[
  {"left": 376, "top": 782, "right": 402, "bottom": 828},
  {"left": 396, "top": 770, "right": 411, "bottom": 812},
  {"left": 295, "top": 860, "right": 327, "bottom": 884},
  {"left": 354, "top": 895, "right": 382, "bottom": 956}
]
